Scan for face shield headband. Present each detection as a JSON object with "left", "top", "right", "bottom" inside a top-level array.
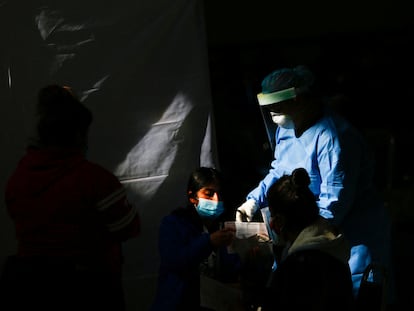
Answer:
[{"left": 257, "top": 87, "right": 297, "bottom": 106}]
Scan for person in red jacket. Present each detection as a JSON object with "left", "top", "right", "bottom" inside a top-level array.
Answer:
[{"left": 0, "top": 85, "right": 140, "bottom": 311}]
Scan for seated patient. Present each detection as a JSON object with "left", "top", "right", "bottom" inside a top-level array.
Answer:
[
  {"left": 262, "top": 168, "right": 354, "bottom": 311},
  {"left": 150, "top": 167, "right": 236, "bottom": 311}
]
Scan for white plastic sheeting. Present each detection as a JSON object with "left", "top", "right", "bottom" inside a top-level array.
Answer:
[{"left": 0, "top": 0, "right": 217, "bottom": 309}]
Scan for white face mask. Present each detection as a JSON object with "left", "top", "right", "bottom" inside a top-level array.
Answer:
[{"left": 270, "top": 113, "right": 294, "bottom": 129}]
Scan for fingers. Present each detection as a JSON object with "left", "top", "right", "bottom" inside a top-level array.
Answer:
[
  {"left": 210, "top": 229, "right": 235, "bottom": 248},
  {"left": 219, "top": 229, "right": 235, "bottom": 243},
  {"left": 236, "top": 210, "right": 248, "bottom": 222},
  {"left": 223, "top": 227, "right": 236, "bottom": 233}
]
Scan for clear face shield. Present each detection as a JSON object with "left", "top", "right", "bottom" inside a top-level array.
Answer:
[{"left": 257, "top": 88, "right": 297, "bottom": 152}]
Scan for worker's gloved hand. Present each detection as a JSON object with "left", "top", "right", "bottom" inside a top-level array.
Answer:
[{"left": 236, "top": 199, "right": 259, "bottom": 222}]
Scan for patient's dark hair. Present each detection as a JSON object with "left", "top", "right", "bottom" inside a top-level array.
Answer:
[
  {"left": 35, "top": 85, "right": 92, "bottom": 148},
  {"left": 267, "top": 168, "right": 319, "bottom": 233},
  {"left": 187, "top": 167, "right": 222, "bottom": 199}
]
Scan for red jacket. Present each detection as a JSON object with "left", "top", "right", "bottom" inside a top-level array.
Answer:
[{"left": 5, "top": 146, "right": 140, "bottom": 279}]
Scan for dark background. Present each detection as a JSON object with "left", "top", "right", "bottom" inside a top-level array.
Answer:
[{"left": 203, "top": 1, "right": 414, "bottom": 309}]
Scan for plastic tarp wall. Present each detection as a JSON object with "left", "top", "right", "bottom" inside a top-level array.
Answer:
[{"left": 0, "top": 0, "right": 217, "bottom": 309}]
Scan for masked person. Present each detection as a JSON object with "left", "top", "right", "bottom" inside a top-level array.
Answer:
[
  {"left": 235, "top": 65, "right": 392, "bottom": 300},
  {"left": 262, "top": 168, "right": 354, "bottom": 311},
  {"left": 150, "top": 167, "right": 237, "bottom": 311}
]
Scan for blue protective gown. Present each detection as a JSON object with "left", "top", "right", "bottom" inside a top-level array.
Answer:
[{"left": 247, "top": 107, "right": 391, "bottom": 297}]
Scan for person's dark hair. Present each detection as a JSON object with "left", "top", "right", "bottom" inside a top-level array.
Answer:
[
  {"left": 267, "top": 167, "right": 319, "bottom": 233},
  {"left": 35, "top": 84, "right": 92, "bottom": 148},
  {"left": 187, "top": 167, "right": 222, "bottom": 199}
]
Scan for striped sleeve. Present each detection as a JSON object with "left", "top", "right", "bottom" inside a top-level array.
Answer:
[
  {"left": 97, "top": 187, "right": 127, "bottom": 212},
  {"left": 96, "top": 185, "right": 139, "bottom": 235}
]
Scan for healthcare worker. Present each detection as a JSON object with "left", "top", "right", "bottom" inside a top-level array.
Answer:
[{"left": 235, "top": 65, "right": 392, "bottom": 300}]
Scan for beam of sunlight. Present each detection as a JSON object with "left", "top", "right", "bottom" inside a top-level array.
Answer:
[{"left": 115, "top": 92, "right": 193, "bottom": 200}]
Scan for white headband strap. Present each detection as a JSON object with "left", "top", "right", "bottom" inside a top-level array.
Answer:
[{"left": 257, "top": 87, "right": 296, "bottom": 106}]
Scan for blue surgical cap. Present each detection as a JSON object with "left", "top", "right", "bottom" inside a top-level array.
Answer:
[{"left": 261, "top": 65, "right": 315, "bottom": 94}]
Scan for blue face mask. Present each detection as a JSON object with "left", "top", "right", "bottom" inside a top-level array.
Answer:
[{"left": 196, "top": 198, "right": 224, "bottom": 219}]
